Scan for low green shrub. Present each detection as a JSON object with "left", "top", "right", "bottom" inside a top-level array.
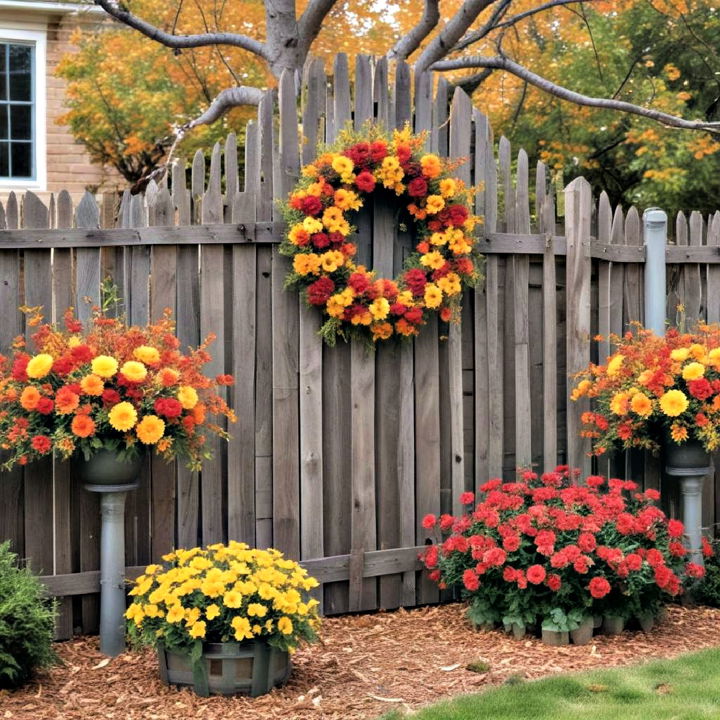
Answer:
[{"left": 0, "top": 541, "right": 57, "bottom": 689}]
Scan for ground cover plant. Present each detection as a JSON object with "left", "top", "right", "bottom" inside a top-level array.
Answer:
[
  {"left": 422, "top": 467, "right": 705, "bottom": 635},
  {"left": 379, "top": 647, "right": 720, "bottom": 720},
  {"left": 0, "top": 541, "right": 56, "bottom": 689}
]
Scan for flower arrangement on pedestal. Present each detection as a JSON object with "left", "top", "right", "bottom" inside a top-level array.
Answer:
[
  {"left": 421, "top": 468, "right": 705, "bottom": 644},
  {"left": 0, "top": 303, "right": 235, "bottom": 471},
  {"left": 572, "top": 325, "right": 720, "bottom": 455}
]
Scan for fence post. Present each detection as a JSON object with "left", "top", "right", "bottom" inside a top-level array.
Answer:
[
  {"left": 565, "top": 177, "right": 592, "bottom": 477},
  {"left": 643, "top": 208, "right": 667, "bottom": 335}
]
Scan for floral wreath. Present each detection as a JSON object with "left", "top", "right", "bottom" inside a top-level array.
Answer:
[{"left": 280, "top": 125, "right": 481, "bottom": 345}]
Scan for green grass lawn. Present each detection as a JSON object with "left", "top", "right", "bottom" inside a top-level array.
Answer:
[{"left": 380, "top": 648, "right": 720, "bottom": 720}]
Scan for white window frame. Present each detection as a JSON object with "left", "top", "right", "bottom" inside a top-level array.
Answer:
[{"left": 0, "top": 27, "right": 46, "bottom": 190}]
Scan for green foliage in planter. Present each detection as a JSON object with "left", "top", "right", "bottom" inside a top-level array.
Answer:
[
  {"left": 692, "top": 540, "right": 720, "bottom": 607},
  {"left": 0, "top": 542, "right": 57, "bottom": 689}
]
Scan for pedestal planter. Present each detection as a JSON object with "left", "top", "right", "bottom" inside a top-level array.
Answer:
[
  {"left": 76, "top": 449, "right": 143, "bottom": 657},
  {"left": 75, "top": 448, "right": 143, "bottom": 488},
  {"left": 602, "top": 615, "right": 625, "bottom": 635},
  {"left": 158, "top": 641, "right": 291, "bottom": 697},
  {"left": 664, "top": 440, "right": 713, "bottom": 565},
  {"left": 570, "top": 617, "right": 594, "bottom": 645}
]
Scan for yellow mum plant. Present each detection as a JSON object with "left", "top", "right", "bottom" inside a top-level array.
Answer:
[{"left": 126, "top": 542, "right": 321, "bottom": 656}]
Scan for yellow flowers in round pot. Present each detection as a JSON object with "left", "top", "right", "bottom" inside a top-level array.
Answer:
[{"left": 126, "top": 542, "right": 321, "bottom": 697}]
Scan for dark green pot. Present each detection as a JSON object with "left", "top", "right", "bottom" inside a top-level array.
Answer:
[
  {"left": 158, "top": 640, "right": 291, "bottom": 697},
  {"left": 75, "top": 449, "right": 142, "bottom": 486},
  {"left": 663, "top": 439, "right": 710, "bottom": 470}
]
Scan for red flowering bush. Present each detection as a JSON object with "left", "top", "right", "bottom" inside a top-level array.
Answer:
[{"left": 421, "top": 467, "right": 703, "bottom": 633}]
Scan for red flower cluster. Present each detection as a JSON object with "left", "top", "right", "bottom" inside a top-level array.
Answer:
[{"left": 421, "top": 467, "right": 701, "bottom": 631}]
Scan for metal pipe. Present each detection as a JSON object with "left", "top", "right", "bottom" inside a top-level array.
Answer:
[
  {"left": 643, "top": 207, "right": 667, "bottom": 335},
  {"left": 680, "top": 476, "right": 705, "bottom": 566},
  {"left": 99, "top": 491, "right": 129, "bottom": 656}
]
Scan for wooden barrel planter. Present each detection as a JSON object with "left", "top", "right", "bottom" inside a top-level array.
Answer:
[{"left": 158, "top": 640, "right": 291, "bottom": 697}]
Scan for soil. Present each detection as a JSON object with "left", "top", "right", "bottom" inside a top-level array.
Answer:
[{"left": 3, "top": 603, "right": 720, "bottom": 720}]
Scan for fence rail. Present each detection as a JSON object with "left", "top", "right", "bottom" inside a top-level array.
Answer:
[{"left": 0, "top": 55, "right": 719, "bottom": 637}]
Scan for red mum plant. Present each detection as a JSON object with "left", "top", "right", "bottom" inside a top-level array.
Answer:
[{"left": 421, "top": 467, "right": 701, "bottom": 636}]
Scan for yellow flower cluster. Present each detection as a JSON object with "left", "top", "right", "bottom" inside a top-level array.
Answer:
[{"left": 126, "top": 541, "right": 320, "bottom": 654}]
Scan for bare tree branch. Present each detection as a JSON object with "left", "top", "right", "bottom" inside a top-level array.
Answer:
[
  {"left": 185, "top": 85, "right": 265, "bottom": 129},
  {"left": 452, "top": 0, "right": 512, "bottom": 54},
  {"left": 430, "top": 54, "right": 720, "bottom": 134},
  {"left": 493, "top": 0, "right": 598, "bottom": 32},
  {"left": 455, "top": 68, "right": 494, "bottom": 94},
  {"left": 414, "top": 0, "right": 496, "bottom": 73},
  {"left": 93, "top": 0, "right": 268, "bottom": 58},
  {"left": 298, "top": 0, "right": 339, "bottom": 57},
  {"left": 387, "top": 0, "right": 440, "bottom": 62}
]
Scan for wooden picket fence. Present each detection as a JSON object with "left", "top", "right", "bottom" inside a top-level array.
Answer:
[{"left": 1, "top": 55, "right": 719, "bottom": 638}]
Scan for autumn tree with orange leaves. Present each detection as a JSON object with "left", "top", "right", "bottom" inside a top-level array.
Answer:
[{"left": 59, "top": 0, "right": 719, "bottom": 205}]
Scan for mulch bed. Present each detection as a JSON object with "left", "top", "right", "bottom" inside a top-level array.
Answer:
[{"left": 4, "top": 603, "right": 720, "bottom": 719}]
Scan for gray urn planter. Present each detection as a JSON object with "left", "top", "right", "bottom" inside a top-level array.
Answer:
[
  {"left": 637, "top": 613, "right": 654, "bottom": 633},
  {"left": 75, "top": 448, "right": 143, "bottom": 488},
  {"left": 663, "top": 439, "right": 710, "bottom": 470},
  {"left": 602, "top": 615, "right": 625, "bottom": 635},
  {"left": 541, "top": 628, "right": 569, "bottom": 646},
  {"left": 158, "top": 640, "right": 291, "bottom": 697},
  {"left": 570, "top": 617, "right": 594, "bottom": 645}
]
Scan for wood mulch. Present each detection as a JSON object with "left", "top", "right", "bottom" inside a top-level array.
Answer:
[{"left": 4, "top": 603, "right": 720, "bottom": 720}]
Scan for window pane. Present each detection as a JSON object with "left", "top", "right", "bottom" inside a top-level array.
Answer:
[
  {"left": 11, "top": 142, "right": 31, "bottom": 177},
  {"left": 0, "top": 46, "right": 6, "bottom": 101},
  {"left": 0, "top": 141, "right": 8, "bottom": 176},
  {"left": 10, "top": 105, "right": 30, "bottom": 139},
  {"left": 9, "top": 45, "right": 31, "bottom": 101},
  {"left": 0, "top": 106, "right": 7, "bottom": 140}
]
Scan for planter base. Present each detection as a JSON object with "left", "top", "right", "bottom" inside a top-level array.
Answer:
[
  {"left": 602, "top": 615, "right": 625, "bottom": 635},
  {"left": 541, "top": 629, "right": 569, "bottom": 646},
  {"left": 158, "top": 641, "right": 291, "bottom": 697},
  {"left": 570, "top": 617, "right": 594, "bottom": 645}
]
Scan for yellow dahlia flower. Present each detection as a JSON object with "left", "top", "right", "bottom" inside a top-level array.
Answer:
[
  {"left": 659, "top": 389, "right": 689, "bottom": 417},
  {"left": 606, "top": 354, "right": 624, "bottom": 377},
  {"left": 108, "top": 401, "right": 138, "bottom": 431},
  {"left": 681, "top": 362, "right": 705, "bottom": 381},
  {"left": 26, "top": 353, "right": 53, "bottom": 379},
  {"left": 177, "top": 385, "right": 199, "bottom": 410},
  {"left": 133, "top": 345, "right": 160, "bottom": 364},
  {"left": 91, "top": 355, "right": 118, "bottom": 378},
  {"left": 121, "top": 360, "right": 147, "bottom": 383}
]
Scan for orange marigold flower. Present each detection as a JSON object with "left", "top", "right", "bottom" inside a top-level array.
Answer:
[
  {"left": 80, "top": 374, "right": 104, "bottom": 396},
  {"left": 158, "top": 368, "right": 180, "bottom": 387},
  {"left": 55, "top": 386, "right": 80, "bottom": 415},
  {"left": 71, "top": 414, "right": 96, "bottom": 438},
  {"left": 215, "top": 374, "right": 234, "bottom": 386},
  {"left": 136, "top": 415, "right": 165, "bottom": 445},
  {"left": 192, "top": 403, "right": 206, "bottom": 424},
  {"left": 20, "top": 386, "right": 41, "bottom": 410}
]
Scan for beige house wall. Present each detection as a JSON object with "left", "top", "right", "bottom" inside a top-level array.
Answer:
[{"left": 0, "top": 6, "right": 124, "bottom": 204}]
